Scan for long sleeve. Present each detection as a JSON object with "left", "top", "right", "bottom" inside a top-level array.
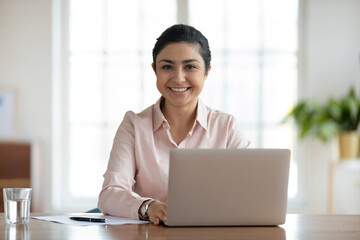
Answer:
[
  {"left": 97, "top": 111, "right": 149, "bottom": 220},
  {"left": 226, "top": 115, "right": 251, "bottom": 149}
]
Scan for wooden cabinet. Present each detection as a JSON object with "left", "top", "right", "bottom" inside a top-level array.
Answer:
[{"left": 0, "top": 142, "right": 31, "bottom": 212}]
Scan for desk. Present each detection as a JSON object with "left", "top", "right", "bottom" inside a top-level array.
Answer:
[{"left": 1, "top": 214, "right": 359, "bottom": 239}]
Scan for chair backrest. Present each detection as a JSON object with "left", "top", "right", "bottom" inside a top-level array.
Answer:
[{"left": 86, "top": 208, "right": 101, "bottom": 213}]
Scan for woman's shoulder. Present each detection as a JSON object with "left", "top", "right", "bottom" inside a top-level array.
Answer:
[
  {"left": 195, "top": 100, "right": 238, "bottom": 132},
  {"left": 123, "top": 104, "right": 155, "bottom": 123},
  {"left": 203, "top": 104, "right": 236, "bottom": 122}
]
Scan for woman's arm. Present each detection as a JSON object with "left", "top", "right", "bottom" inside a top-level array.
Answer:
[{"left": 97, "top": 111, "right": 150, "bottom": 219}]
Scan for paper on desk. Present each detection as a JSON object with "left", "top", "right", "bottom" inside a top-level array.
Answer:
[{"left": 32, "top": 213, "right": 150, "bottom": 226}]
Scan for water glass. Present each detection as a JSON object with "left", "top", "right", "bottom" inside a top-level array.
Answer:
[{"left": 3, "top": 188, "right": 32, "bottom": 224}]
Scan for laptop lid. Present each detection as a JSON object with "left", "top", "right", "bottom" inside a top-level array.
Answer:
[{"left": 165, "top": 148, "right": 290, "bottom": 226}]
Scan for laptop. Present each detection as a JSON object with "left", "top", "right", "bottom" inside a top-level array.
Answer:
[{"left": 165, "top": 148, "right": 290, "bottom": 226}]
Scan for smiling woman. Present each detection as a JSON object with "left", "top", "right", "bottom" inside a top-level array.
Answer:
[
  {"left": 151, "top": 25, "right": 213, "bottom": 146},
  {"left": 155, "top": 43, "right": 207, "bottom": 120},
  {"left": 97, "top": 24, "right": 250, "bottom": 225}
]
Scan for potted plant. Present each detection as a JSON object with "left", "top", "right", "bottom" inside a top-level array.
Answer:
[
  {"left": 327, "top": 88, "right": 360, "bottom": 158},
  {"left": 284, "top": 87, "right": 360, "bottom": 159}
]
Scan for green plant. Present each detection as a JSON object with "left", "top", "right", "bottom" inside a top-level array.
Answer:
[
  {"left": 283, "top": 87, "right": 360, "bottom": 142},
  {"left": 327, "top": 88, "right": 360, "bottom": 131}
]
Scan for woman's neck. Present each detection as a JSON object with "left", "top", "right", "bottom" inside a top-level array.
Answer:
[{"left": 161, "top": 98, "right": 198, "bottom": 145}]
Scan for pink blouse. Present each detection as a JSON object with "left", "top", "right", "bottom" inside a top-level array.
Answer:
[{"left": 98, "top": 98, "right": 250, "bottom": 219}]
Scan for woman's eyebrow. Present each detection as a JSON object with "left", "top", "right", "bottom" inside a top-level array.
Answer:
[
  {"left": 158, "top": 59, "right": 173, "bottom": 64},
  {"left": 182, "top": 59, "right": 200, "bottom": 64}
]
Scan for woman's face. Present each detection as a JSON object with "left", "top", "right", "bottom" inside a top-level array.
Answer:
[{"left": 154, "top": 42, "right": 210, "bottom": 110}]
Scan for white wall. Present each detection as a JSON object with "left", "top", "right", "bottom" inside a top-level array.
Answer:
[
  {"left": 302, "top": 0, "right": 360, "bottom": 101},
  {"left": 0, "top": 0, "right": 359, "bottom": 213},
  {"left": 0, "top": 0, "right": 52, "bottom": 212},
  {"left": 299, "top": 0, "right": 360, "bottom": 213}
]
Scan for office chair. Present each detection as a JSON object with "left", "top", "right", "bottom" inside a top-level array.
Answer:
[{"left": 86, "top": 208, "right": 101, "bottom": 213}]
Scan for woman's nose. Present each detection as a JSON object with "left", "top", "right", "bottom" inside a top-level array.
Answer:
[{"left": 173, "top": 68, "right": 185, "bottom": 82}]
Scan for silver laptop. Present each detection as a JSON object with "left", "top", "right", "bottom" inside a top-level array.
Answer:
[{"left": 165, "top": 148, "right": 290, "bottom": 226}]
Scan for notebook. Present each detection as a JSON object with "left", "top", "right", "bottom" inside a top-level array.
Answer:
[{"left": 165, "top": 148, "right": 290, "bottom": 226}]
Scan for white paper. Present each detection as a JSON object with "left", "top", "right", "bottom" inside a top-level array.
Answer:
[{"left": 32, "top": 213, "right": 150, "bottom": 226}]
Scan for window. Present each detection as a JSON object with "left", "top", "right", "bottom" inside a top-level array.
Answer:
[
  {"left": 188, "top": 0, "right": 299, "bottom": 199},
  {"left": 54, "top": 0, "right": 299, "bottom": 211}
]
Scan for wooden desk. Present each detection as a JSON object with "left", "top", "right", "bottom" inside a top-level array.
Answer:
[{"left": 0, "top": 214, "right": 359, "bottom": 239}]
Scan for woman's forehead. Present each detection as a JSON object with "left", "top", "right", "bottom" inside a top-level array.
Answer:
[{"left": 156, "top": 42, "right": 202, "bottom": 62}]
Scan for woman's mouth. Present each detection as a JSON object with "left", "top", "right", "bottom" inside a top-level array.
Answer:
[{"left": 170, "top": 87, "right": 190, "bottom": 92}]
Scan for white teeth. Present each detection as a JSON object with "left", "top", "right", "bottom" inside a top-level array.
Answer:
[{"left": 171, "top": 87, "right": 188, "bottom": 92}]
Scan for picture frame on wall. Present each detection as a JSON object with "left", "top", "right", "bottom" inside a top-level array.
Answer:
[{"left": 0, "top": 89, "right": 16, "bottom": 140}]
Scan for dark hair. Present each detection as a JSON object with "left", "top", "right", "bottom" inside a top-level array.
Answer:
[{"left": 152, "top": 24, "right": 211, "bottom": 73}]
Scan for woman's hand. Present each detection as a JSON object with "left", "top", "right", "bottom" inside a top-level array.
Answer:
[{"left": 147, "top": 200, "right": 167, "bottom": 225}]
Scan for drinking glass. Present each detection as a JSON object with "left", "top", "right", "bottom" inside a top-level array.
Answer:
[{"left": 3, "top": 188, "right": 32, "bottom": 224}]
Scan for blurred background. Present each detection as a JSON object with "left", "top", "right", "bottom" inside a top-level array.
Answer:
[{"left": 0, "top": 0, "right": 359, "bottom": 214}]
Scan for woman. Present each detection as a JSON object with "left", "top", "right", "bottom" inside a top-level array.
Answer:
[{"left": 98, "top": 24, "right": 250, "bottom": 225}]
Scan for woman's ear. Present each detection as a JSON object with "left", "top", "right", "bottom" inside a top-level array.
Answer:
[
  {"left": 151, "top": 63, "right": 156, "bottom": 72},
  {"left": 205, "top": 65, "right": 211, "bottom": 79}
]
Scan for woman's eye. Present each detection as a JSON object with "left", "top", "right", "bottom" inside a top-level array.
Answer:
[
  {"left": 162, "top": 65, "right": 172, "bottom": 70},
  {"left": 185, "top": 65, "right": 196, "bottom": 70}
]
